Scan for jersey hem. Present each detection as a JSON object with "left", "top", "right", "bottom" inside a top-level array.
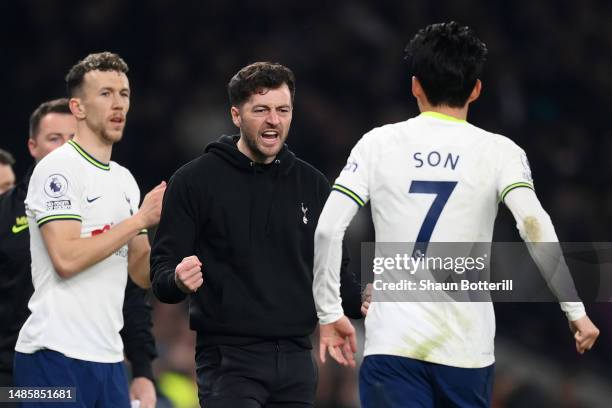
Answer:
[
  {"left": 363, "top": 349, "right": 495, "bottom": 369},
  {"left": 15, "top": 342, "right": 124, "bottom": 364}
]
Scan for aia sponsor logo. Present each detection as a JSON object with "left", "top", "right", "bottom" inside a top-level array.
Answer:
[{"left": 92, "top": 224, "right": 111, "bottom": 236}]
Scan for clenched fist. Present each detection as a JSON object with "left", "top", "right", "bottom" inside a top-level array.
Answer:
[{"left": 175, "top": 255, "right": 203, "bottom": 293}]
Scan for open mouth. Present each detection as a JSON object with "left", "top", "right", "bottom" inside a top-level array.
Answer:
[{"left": 261, "top": 130, "right": 279, "bottom": 146}]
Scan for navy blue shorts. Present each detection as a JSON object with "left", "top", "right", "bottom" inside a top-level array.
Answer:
[
  {"left": 360, "top": 355, "right": 494, "bottom": 408},
  {"left": 13, "top": 350, "right": 130, "bottom": 408}
]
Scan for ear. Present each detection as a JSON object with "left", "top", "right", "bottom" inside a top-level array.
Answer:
[
  {"left": 411, "top": 76, "right": 422, "bottom": 100},
  {"left": 230, "top": 106, "right": 241, "bottom": 128},
  {"left": 467, "top": 79, "right": 482, "bottom": 104},
  {"left": 27, "top": 137, "right": 37, "bottom": 158},
  {"left": 69, "top": 97, "right": 86, "bottom": 120}
]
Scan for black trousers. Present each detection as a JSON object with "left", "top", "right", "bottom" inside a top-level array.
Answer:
[{"left": 196, "top": 340, "right": 317, "bottom": 408}]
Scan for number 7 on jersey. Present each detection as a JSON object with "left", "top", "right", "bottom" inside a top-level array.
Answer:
[{"left": 409, "top": 181, "right": 457, "bottom": 255}]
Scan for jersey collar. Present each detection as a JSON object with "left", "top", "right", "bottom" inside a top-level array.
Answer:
[
  {"left": 420, "top": 111, "right": 468, "bottom": 124},
  {"left": 67, "top": 140, "right": 111, "bottom": 171}
]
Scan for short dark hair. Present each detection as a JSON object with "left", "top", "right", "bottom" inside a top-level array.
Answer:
[
  {"left": 65, "top": 52, "right": 129, "bottom": 97},
  {"left": 29, "top": 98, "right": 71, "bottom": 140},
  {"left": 404, "top": 21, "right": 488, "bottom": 107},
  {"left": 0, "top": 148, "right": 15, "bottom": 166},
  {"left": 228, "top": 62, "right": 295, "bottom": 107}
]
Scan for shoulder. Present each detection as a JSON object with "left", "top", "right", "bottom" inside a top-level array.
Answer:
[
  {"left": 110, "top": 162, "right": 140, "bottom": 191},
  {"left": 31, "top": 144, "right": 82, "bottom": 183},
  {"left": 174, "top": 153, "right": 218, "bottom": 180},
  {"left": 293, "top": 158, "right": 327, "bottom": 182}
]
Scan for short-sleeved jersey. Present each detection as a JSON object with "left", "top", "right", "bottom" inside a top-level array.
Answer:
[
  {"left": 16, "top": 140, "right": 141, "bottom": 363},
  {"left": 333, "top": 112, "right": 534, "bottom": 368}
]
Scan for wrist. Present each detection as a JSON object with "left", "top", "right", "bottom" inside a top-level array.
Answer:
[
  {"left": 131, "top": 212, "right": 147, "bottom": 231},
  {"left": 174, "top": 272, "right": 191, "bottom": 294}
]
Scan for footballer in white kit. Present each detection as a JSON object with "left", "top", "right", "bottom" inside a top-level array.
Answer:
[
  {"left": 16, "top": 140, "right": 142, "bottom": 362},
  {"left": 313, "top": 22, "right": 599, "bottom": 408},
  {"left": 12, "top": 52, "right": 165, "bottom": 408}
]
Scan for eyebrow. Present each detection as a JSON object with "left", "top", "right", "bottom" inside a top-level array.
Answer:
[
  {"left": 252, "top": 104, "right": 291, "bottom": 109},
  {"left": 99, "top": 86, "right": 130, "bottom": 93}
]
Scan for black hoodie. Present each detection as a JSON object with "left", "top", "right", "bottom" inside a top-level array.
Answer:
[{"left": 151, "top": 135, "right": 361, "bottom": 348}]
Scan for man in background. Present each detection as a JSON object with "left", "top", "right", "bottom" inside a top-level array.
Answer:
[{"left": 0, "top": 149, "right": 16, "bottom": 194}]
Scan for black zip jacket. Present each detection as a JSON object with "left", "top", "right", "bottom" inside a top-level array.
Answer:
[
  {"left": 0, "top": 168, "right": 157, "bottom": 381},
  {"left": 151, "top": 135, "right": 361, "bottom": 348}
]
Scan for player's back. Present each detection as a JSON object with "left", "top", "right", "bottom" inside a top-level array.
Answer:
[
  {"left": 368, "top": 112, "right": 519, "bottom": 245},
  {"left": 340, "top": 112, "right": 532, "bottom": 368}
]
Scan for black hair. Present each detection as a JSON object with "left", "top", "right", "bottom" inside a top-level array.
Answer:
[
  {"left": 29, "top": 98, "right": 71, "bottom": 139},
  {"left": 0, "top": 149, "right": 15, "bottom": 166},
  {"left": 228, "top": 62, "right": 295, "bottom": 107},
  {"left": 404, "top": 22, "right": 488, "bottom": 107}
]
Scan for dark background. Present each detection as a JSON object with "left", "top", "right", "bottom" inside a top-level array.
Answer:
[{"left": 2, "top": 1, "right": 612, "bottom": 407}]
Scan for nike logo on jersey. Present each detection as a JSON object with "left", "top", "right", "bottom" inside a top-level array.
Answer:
[
  {"left": 86, "top": 196, "right": 102, "bottom": 203},
  {"left": 11, "top": 216, "right": 29, "bottom": 234}
]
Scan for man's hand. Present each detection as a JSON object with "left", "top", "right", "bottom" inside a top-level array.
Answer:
[
  {"left": 136, "top": 181, "right": 166, "bottom": 229},
  {"left": 175, "top": 255, "right": 203, "bottom": 293},
  {"left": 319, "top": 316, "right": 357, "bottom": 367},
  {"left": 361, "top": 283, "right": 372, "bottom": 316},
  {"left": 569, "top": 315, "right": 599, "bottom": 354},
  {"left": 129, "top": 377, "right": 156, "bottom": 408}
]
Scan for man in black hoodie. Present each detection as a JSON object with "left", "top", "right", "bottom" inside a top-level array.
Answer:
[{"left": 151, "top": 62, "right": 362, "bottom": 407}]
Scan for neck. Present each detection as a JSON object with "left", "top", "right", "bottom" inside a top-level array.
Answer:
[
  {"left": 418, "top": 100, "right": 469, "bottom": 121},
  {"left": 72, "top": 123, "right": 113, "bottom": 163}
]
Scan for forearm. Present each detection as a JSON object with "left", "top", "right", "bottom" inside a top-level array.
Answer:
[
  {"left": 129, "top": 236, "right": 152, "bottom": 289},
  {"left": 43, "top": 216, "right": 145, "bottom": 278},
  {"left": 150, "top": 260, "right": 187, "bottom": 303},
  {"left": 314, "top": 192, "right": 359, "bottom": 324},
  {"left": 504, "top": 188, "right": 585, "bottom": 320}
]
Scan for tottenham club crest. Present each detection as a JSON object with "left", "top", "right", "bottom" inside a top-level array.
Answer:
[
  {"left": 301, "top": 203, "right": 309, "bottom": 225},
  {"left": 44, "top": 174, "right": 69, "bottom": 198}
]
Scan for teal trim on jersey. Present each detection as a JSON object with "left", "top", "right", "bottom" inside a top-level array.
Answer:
[
  {"left": 37, "top": 214, "right": 82, "bottom": 227},
  {"left": 500, "top": 182, "right": 535, "bottom": 202},
  {"left": 68, "top": 140, "right": 111, "bottom": 171},
  {"left": 332, "top": 184, "right": 365, "bottom": 207},
  {"left": 421, "top": 111, "right": 467, "bottom": 123}
]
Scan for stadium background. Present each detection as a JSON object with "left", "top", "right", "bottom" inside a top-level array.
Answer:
[{"left": 3, "top": 1, "right": 612, "bottom": 406}]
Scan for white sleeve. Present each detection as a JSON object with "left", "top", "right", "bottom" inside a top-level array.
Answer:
[
  {"left": 497, "top": 140, "right": 535, "bottom": 202},
  {"left": 123, "top": 168, "right": 146, "bottom": 235},
  {"left": 504, "top": 188, "right": 585, "bottom": 321},
  {"left": 25, "top": 155, "right": 84, "bottom": 227},
  {"left": 313, "top": 187, "right": 361, "bottom": 324},
  {"left": 331, "top": 133, "right": 373, "bottom": 208}
]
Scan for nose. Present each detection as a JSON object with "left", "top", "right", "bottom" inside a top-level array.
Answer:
[
  {"left": 266, "top": 110, "right": 280, "bottom": 126},
  {"left": 111, "top": 93, "right": 126, "bottom": 110}
]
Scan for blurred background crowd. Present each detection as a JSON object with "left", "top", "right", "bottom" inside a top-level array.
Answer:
[{"left": 3, "top": 0, "right": 612, "bottom": 406}]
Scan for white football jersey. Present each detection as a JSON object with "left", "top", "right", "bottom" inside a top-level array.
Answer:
[
  {"left": 16, "top": 140, "right": 141, "bottom": 363},
  {"left": 333, "top": 111, "right": 533, "bottom": 368}
]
